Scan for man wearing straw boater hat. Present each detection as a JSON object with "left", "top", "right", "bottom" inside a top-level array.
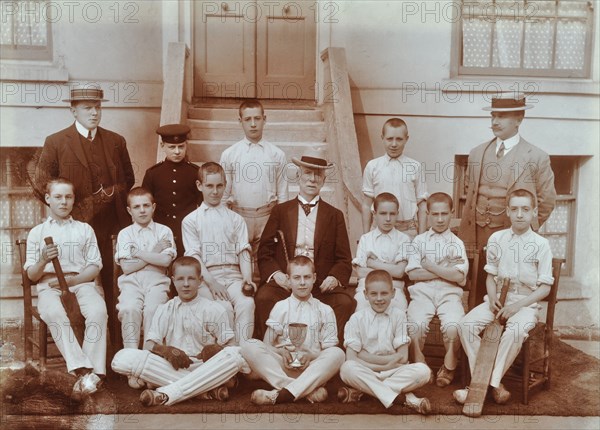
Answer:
[
  {"left": 34, "top": 84, "right": 135, "bottom": 342},
  {"left": 254, "top": 147, "right": 355, "bottom": 343},
  {"left": 459, "top": 93, "right": 556, "bottom": 305}
]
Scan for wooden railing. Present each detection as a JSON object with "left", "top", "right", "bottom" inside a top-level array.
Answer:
[
  {"left": 320, "top": 47, "right": 364, "bottom": 248},
  {"left": 156, "top": 42, "right": 192, "bottom": 161}
]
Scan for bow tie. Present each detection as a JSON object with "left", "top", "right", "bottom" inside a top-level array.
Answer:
[{"left": 298, "top": 199, "right": 318, "bottom": 216}]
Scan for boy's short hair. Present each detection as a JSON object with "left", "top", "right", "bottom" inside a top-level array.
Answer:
[
  {"left": 427, "top": 192, "right": 453, "bottom": 211},
  {"left": 381, "top": 117, "right": 408, "bottom": 135},
  {"left": 45, "top": 178, "right": 75, "bottom": 195},
  {"left": 287, "top": 255, "right": 315, "bottom": 274},
  {"left": 507, "top": 188, "right": 536, "bottom": 207},
  {"left": 127, "top": 186, "right": 154, "bottom": 206},
  {"left": 238, "top": 99, "right": 264, "bottom": 118},
  {"left": 373, "top": 192, "right": 399, "bottom": 212},
  {"left": 171, "top": 256, "right": 202, "bottom": 277},
  {"left": 365, "top": 269, "right": 393, "bottom": 291},
  {"left": 197, "top": 161, "right": 226, "bottom": 183}
]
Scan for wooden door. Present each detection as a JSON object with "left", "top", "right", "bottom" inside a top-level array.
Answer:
[
  {"left": 194, "top": 1, "right": 316, "bottom": 100},
  {"left": 194, "top": 0, "right": 256, "bottom": 98},
  {"left": 255, "top": 1, "right": 316, "bottom": 99}
]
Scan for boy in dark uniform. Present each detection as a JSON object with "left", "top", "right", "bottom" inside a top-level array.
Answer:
[{"left": 142, "top": 124, "right": 203, "bottom": 257}]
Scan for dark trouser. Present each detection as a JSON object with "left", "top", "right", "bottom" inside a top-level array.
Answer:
[
  {"left": 474, "top": 225, "right": 503, "bottom": 306},
  {"left": 253, "top": 281, "right": 356, "bottom": 347},
  {"left": 89, "top": 202, "right": 122, "bottom": 348}
]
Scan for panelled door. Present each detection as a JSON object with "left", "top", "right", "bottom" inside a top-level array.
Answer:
[{"left": 194, "top": 1, "right": 316, "bottom": 100}]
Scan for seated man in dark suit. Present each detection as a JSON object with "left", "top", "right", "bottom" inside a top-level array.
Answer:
[{"left": 254, "top": 148, "right": 356, "bottom": 343}]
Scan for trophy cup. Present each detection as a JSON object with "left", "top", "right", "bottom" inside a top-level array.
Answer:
[{"left": 287, "top": 323, "right": 308, "bottom": 368}]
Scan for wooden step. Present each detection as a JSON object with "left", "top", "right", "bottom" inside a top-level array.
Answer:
[
  {"left": 186, "top": 120, "right": 327, "bottom": 142},
  {"left": 188, "top": 107, "right": 324, "bottom": 122},
  {"left": 186, "top": 140, "right": 329, "bottom": 164}
]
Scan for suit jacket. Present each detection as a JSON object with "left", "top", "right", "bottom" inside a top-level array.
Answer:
[
  {"left": 257, "top": 198, "right": 352, "bottom": 290},
  {"left": 459, "top": 137, "right": 556, "bottom": 247},
  {"left": 34, "top": 123, "right": 135, "bottom": 228}
]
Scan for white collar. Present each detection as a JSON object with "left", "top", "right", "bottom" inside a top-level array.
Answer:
[
  {"left": 426, "top": 227, "right": 452, "bottom": 239},
  {"left": 133, "top": 220, "right": 155, "bottom": 233},
  {"left": 298, "top": 195, "right": 320, "bottom": 205},
  {"left": 384, "top": 153, "right": 406, "bottom": 163},
  {"left": 46, "top": 215, "right": 74, "bottom": 225},
  {"left": 242, "top": 137, "right": 265, "bottom": 148},
  {"left": 75, "top": 121, "right": 96, "bottom": 140},
  {"left": 497, "top": 133, "right": 520, "bottom": 152},
  {"left": 199, "top": 202, "right": 224, "bottom": 212}
]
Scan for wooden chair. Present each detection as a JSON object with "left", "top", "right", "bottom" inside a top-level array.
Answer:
[
  {"left": 16, "top": 239, "right": 64, "bottom": 370},
  {"left": 512, "top": 258, "right": 565, "bottom": 404}
]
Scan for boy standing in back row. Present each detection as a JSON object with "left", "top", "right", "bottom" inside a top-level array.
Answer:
[
  {"left": 362, "top": 118, "right": 428, "bottom": 238},
  {"left": 220, "top": 100, "right": 288, "bottom": 278}
]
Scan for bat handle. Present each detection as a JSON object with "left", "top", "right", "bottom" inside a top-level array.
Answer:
[
  {"left": 498, "top": 277, "right": 511, "bottom": 307},
  {"left": 43, "top": 236, "right": 69, "bottom": 294},
  {"left": 276, "top": 230, "right": 289, "bottom": 266}
]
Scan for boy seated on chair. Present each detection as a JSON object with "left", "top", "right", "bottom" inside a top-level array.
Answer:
[
  {"left": 24, "top": 178, "right": 107, "bottom": 397},
  {"left": 454, "top": 188, "right": 554, "bottom": 405},
  {"left": 111, "top": 256, "right": 250, "bottom": 406},
  {"left": 114, "top": 187, "right": 176, "bottom": 388},
  {"left": 405, "top": 192, "right": 468, "bottom": 388},
  {"left": 181, "top": 162, "right": 256, "bottom": 346},
  {"left": 353, "top": 192, "right": 411, "bottom": 312},
  {"left": 241, "top": 256, "right": 345, "bottom": 405},
  {"left": 338, "top": 270, "right": 431, "bottom": 414}
]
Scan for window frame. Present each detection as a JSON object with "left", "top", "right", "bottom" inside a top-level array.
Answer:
[
  {"left": 454, "top": 0, "right": 595, "bottom": 79},
  {"left": 0, "top": 0, "right": 53, "bottom": 61}
]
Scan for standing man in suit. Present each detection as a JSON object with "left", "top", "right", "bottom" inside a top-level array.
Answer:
[
  {"left": 34, "top": 84, "right": 135, "bottom": 342},
  {"left": 254, "top": 148, "right": 356, "bottom": 342},
  {"left": 459, "top": 94, "right": 556, "bottom": 305}
]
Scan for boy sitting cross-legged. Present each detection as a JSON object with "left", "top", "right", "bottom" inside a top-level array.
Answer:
[
  {"left": 338, "top": 270, "right": 431, "bottom": 414},
  {"left": 241, "top": 255, "right": 345, "bottom": 405},
  {"left": 454, "top": 188, "right": 554, "bottom": 405},
  {"left": 111, "top": 256, "right": 250, "bottom": 406}
]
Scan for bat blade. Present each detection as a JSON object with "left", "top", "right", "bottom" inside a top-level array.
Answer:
[
  {"left": 462, "top": 278, "right": 511, "bottom": 417},
  {"left": 462, "top": 319, "right": 504, "bottom": 417}
]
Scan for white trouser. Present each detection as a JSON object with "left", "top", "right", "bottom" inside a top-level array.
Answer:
[
  {"left": 198, "top": 266, "right": 255, "bottom": 346},
  {"left": 111, "top": 346, "right": 250, "bottom": 405},
  {"left": 117, "top": 271, "right": 170, "bottom": 349},
  {"left": 340, "top": 360, "right": 430, "bottom": 408},
  {"left": 354, "top": 278, "right": 407, "bottom": 312},
  {"left": 460, "top": 293, "right": 539, "bottom": 388},
  {"left": 37, "top": 281, "right": 108, "bottom": 375},
  {"left": 241, "top": 340, "right": 345, "bottom": 400},
  {"left": 407, "top": 281, "right": 465, "bottom": 369}
]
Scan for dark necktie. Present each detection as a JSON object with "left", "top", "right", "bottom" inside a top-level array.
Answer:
[
  {"left": 87, "top": 130, "right": 93, "bottom": 141},
  {"left": 299, "top": 199, "right": 317, "bottom": 216},
  {"left": 496, "top": 141, "right": 505, "bottom": 159}
]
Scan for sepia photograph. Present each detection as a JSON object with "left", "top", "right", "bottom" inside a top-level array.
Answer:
[{"left": 0, "top": 1, "right": 598, "bottom": 428}]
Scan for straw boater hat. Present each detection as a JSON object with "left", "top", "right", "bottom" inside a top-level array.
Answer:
[
  {"left": 63, "top": 84, "right": 108, "bottom": 102},
  {"left": 482, "top": 94, "right": 533, "bottom": 112},
  {"left": 292, "top": 147, "right": 334, "bottom": 170}
]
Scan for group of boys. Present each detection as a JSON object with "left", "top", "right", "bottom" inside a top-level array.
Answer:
[{"left": 27, "top": 94, "right": 554, "bottom": 411}]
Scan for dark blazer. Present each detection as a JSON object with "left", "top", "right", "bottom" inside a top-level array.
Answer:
[
  {"left": 34, "top": 123, "right": 135, "bottom": 227},
  {"left": 459, "top": 137, "right": 556, "bottom": 246},
  {"left": 257, "top": 198, "right": 352, "bottom": 289}
]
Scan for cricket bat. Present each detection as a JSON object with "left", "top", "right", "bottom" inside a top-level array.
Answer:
[
  {"left": 44, "top": 237, "right": 85, "bottom": 345},
  {"left": 462, "top": 277, "right": 511, "bottom": 417}
]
